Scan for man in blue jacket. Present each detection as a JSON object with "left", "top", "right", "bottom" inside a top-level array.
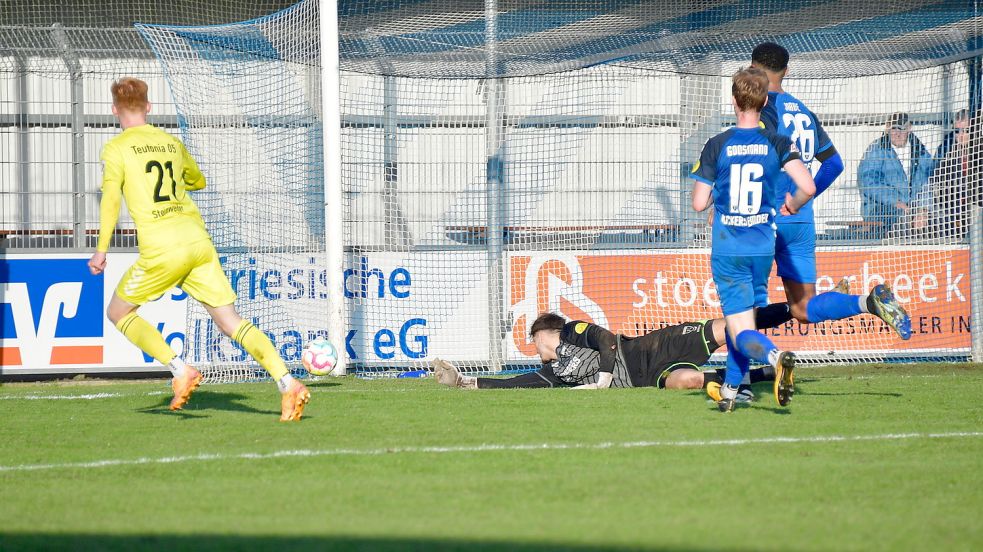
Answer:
[{"left": 858, "top": 112, "right": 933, "bottom": 238}]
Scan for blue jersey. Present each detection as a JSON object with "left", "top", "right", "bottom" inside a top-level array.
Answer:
[
  {"left": 690, "top": 127, "right": 800, "bottom": 256},
  {"left": 760, "top": 91, "right": 833, "bottom": 224}
]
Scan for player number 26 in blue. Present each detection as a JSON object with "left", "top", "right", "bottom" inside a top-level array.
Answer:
[
  {"left": 729, "top": 163, "right": 763, "bottom": 214},
  {"left": 782, "top": 113, "right": 815, "bottom": 162}
]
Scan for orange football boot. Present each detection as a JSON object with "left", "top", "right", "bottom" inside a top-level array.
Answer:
[
  {"left": 169, "top": 366, "right": 203, "bottom": 410},
  {"left": 280, "top": 381, "right": 311, "bottom": 422}
]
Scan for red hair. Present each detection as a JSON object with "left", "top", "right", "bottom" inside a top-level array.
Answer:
[{"left": 111, "top": 77, "right": 149, "bottom": 112}]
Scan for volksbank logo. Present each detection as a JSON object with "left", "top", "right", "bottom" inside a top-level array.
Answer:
[{"left": 1, "top": 259, "right": 104, "bottom": 367}]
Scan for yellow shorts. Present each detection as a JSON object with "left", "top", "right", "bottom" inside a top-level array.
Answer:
[{"left": 116, "top": 240, "right": 237, "bottom": 308}]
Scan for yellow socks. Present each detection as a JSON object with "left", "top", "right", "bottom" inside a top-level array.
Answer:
[
  {"left": 116, "top": 314, "right": 289, "bottom": 382},
  {"left": 115, "top": 312, "right": 176, "bottom": 366},
  {"left": 232, "top": 320, "right": 289, "bottom": 381}
]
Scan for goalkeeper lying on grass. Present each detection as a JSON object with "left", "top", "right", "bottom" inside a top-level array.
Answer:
[{"left": 434, "top": 312, "right": 776, "bottom": 401}]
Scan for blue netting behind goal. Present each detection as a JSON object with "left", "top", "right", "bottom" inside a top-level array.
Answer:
[{"left": 336, "top": 0, "right": 983, "bottom": 78}]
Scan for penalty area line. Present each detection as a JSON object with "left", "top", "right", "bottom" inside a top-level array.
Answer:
[{"left": 1, "top": 431, "right": 981, "bottom": 473}]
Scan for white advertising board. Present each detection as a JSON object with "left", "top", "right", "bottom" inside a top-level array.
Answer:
[
  {"left": 181, "top": 251, "right": 490, "bottom": 367},
  {"left": 2, "top": 250, "right": 489, "bottom": 375}
]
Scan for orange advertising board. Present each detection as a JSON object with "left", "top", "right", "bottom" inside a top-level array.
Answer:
[{"left": 508, "top": 248, "right": 972, "bottom": 359}]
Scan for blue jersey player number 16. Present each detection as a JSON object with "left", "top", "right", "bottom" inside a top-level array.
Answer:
[
  {"left": 729, "top": 163, "right": 764, "bottom": 214},
  {"left": 689, "top": 67, "right": 816, "bottom": 413}
]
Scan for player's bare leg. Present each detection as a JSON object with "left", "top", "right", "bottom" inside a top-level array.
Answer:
[
  {"left": 107, "top": 294, "right": 201, "bottom": 410},
  {"left": 709, "top": 318, "right": 727, "bottom": 348},
  {"left": 663, "top": 369, "right": 705, "bottom": 390},
  {"left": 205, "top": 304, "right": 310, "bottom": 421},
  {"left": 783, "top": 279, "right": 815, "bottom": 324}
]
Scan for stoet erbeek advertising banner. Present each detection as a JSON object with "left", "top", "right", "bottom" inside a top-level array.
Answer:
[{"left": 507, "top": 248, "right": 972, "bottom": 360}]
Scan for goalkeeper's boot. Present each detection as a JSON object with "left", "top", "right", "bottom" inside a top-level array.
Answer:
[
  {"left": 774, "top": 351, "right": 796, "bottom": 407},
  {"left": 169, "top": 366, "right": 203, "bottom": 411},
  {"left": 832, "top": 278, "right": 851, "bottom": 294},
  {"left": 735, "top": 384, "right": 755, "bottom": 403},
  {"left": 716, "top": 383, "right": 738, "bottom": 413},
  {"left": 433, "top": 358, "right": 462, "bottom": 388},
  {"left": 867, "top": 284, "right": 912, "bottom": 340},
  {"left": 280, "top": 381, "right": 311, "bottom": 422}
]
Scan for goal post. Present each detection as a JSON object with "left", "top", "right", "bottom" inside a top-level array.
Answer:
[
  {"left": 320, "top": 0, "right": 346, "bottom": 375},
  {"left": 133, "top": 1, "right": 983, "bottom": 381}
]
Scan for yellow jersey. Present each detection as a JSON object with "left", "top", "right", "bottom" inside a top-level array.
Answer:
[{"left": 97, "top": 124, "right": 210, "bottom": 257}]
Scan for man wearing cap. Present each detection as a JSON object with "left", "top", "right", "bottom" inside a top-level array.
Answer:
[{"left": 857, "top": 112, "right": 933, "bottom": 238}]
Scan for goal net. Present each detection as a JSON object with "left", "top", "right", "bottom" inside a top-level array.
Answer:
[{"left": 137, "top": 0, "right": 983, "bottom": 380}]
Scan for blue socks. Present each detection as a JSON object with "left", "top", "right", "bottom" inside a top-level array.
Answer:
[
  {"left": 724, "top": 331, "right": 749, "bottom": 387},
  {"left": 725, "top": 329, "right": 782, "bottom": 389},
  {"left": 735, "top": 330, "right": 779, "bottom": 366},
  {"left": 806, "top": 292, "right": 864, "bottom": 323},
  {"left": 725, "top": 330, "right": 780, "bottom": 388}
]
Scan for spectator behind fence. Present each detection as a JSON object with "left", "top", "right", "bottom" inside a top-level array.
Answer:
[
  {"left": 913, "top": 111, "right": 977, "bottom": 240},
  {"left": 857, "top": 112, "right": 933, "bottom": 238},
  {"left": 935, "top": 109, "right": 969, "bottom": 163}
]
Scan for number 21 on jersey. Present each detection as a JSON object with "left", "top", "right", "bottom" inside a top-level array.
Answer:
[
  {"left": 729, "top": 163, "right": 763, "bottom": 215},
  {"left": 146, "top": 160, "right": 181, "bottom": 203}
]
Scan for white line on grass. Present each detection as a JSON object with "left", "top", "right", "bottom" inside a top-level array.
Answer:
[
  {"left": 0, "top": 390, "right": 170, "bottom": 401},
  {"left": 0, "top": 392, "right": 122, "bottom": 400},
  {"left": 1, "top": 431, "right": 980, "bottom": 473}
]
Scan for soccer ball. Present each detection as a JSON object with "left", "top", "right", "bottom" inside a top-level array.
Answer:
[{"left": 302, "top": 338, "right": 339, "bottom": 376}]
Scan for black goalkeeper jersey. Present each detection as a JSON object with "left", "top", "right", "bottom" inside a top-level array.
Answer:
[{"left": 546, "top": 321, "right": 717, "bottom": 388}]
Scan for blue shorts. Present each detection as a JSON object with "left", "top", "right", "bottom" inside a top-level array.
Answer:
[
  {"left": 775, "top": 222, "right": 817, "bottom": 285},
  {"left": 712, "top": 254, "right": 772, "bottom": 316}
]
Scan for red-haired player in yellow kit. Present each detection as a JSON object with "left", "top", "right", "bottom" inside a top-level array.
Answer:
[{"left": 88, "top": 77, "right": 310, "bottom": 421}]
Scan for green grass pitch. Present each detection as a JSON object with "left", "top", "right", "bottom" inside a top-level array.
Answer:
[{"left": 1, "top": 364, "right": 982, "bottom": 552}]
